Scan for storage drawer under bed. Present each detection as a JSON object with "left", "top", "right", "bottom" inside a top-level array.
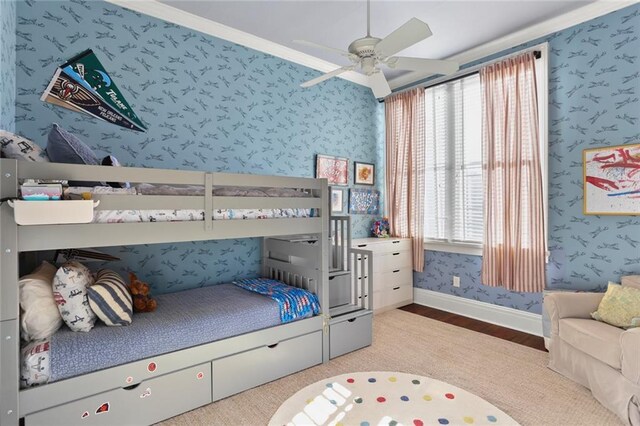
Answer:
[
  {"left": 330, "top": 312, "right": 373, "bottom": 359},
  {"left": 213, "top": 330, "right": 322, "bottom": 400},
  {"left": 24, "top": 363, "right": 211, "bottom": 426}
]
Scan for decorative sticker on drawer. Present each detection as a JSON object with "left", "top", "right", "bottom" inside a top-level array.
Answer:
[
  {"left": 197, "top": 372, "right": 204, "bottom": 380},
  {"left": 140, "top": 387, "right": 151, "bottom": 399},
  {"left": 125, "top": 376, "right": 133, "bottom": 384},
  {"left": 81, "top": 411, "right": 89, "bottom": 419},
  {"left": 95, "top": 402, "right": 109, "bottom": 415},
  {"left": 147, "top": 361, "right": 157, "bottom": 373}
]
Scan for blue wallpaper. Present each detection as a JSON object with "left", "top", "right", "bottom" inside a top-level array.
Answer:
[
  {"left": 0, "top": 0, "right": 16, "bottom": 132},
  {"left": 415, "top": 4, "right": 640, "bottom": 314},
  {"left": 13, "top": 0, "right": 384, "bottom": 294}
]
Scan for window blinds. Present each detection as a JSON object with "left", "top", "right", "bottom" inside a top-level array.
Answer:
[{"left": 424, "top": 73, "right": 483, "bottom": 244}]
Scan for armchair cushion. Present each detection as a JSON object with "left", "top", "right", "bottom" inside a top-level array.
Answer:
[
  {"left": 622, "top": 275, "right": 640, "bottom": 290},
  {"left": 560, "top": 318, "right": 623, "bottom": 370},
  {"left": 591, "top": 283, "right": 640, "bottom": 329},
  {"left": 544, "top": 292, "right": 604, "bottom": 335},
  {"left": 621, "top": 327, "right": 640, "bottom": 385}
]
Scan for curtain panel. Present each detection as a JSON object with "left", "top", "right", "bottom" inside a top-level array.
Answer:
[
  {"left": 480, "top": 51, "right": 546, "bottom": 292},
  {"left": 385, "top": 88, "right": 426, "bottom": 272}
]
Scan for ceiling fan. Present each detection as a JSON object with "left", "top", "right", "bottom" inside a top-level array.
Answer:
[{"left": 295, "top": 0, "right": 459, "bottom": 99}]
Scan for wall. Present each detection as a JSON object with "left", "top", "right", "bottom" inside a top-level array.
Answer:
[
  {"left": 0, "top": 0, "right": 16, "bottom": 132},
  {"left": 415, "top": 4, "right": 640, "bottom": 314},
  {"left": 14, "top": 0, "right": 384, "bottom": 294}
]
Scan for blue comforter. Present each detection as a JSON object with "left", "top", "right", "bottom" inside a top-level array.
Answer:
[{"left": 233, "top": 278, "right": 321, "bottom": 323}]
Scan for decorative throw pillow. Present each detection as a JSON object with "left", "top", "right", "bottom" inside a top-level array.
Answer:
[
  {"left": 0, "top": 130, "right": 49, "bottom": 162},
  {"left": 591, "top": 282, "right": 640, "bottom": 329},
  {"left": 46, "top": 123, "right": 99, "bottom": 165},
  {"left": 19, "top": 261, "right": 62, "bottom": 341},
  {"left": 20, "top": 339, "right": 51, "bottom": 388},
  {"left": 622, "top": 275, "right": 640, "bottom": 290},
  {"left": 53, "top": 261, "right": 96, "bottom": 332},
  {"left": 87, "top": 270, "right": 133, "bottom": 326}
]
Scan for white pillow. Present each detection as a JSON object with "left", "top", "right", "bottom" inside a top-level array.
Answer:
[
  {"left": 19, "top": 261, "right": 62, "bottom": 341},
  {"left": 53, "top": 261, "right": 96, "bottom": 332}
]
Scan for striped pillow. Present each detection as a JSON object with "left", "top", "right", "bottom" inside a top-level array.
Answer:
[{"left": 87, "top": 270, "right": 133, "bottom": 326}]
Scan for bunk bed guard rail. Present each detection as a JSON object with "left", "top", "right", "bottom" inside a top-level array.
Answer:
[{"left": 3, "top": 160, "right": 329, "bottom": 251}]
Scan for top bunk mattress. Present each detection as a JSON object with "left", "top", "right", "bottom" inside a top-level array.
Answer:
[
  {"left": 41, "top": 284, "right": 283, "bottom": 383},
  {"left": 64, "top": 185, "right": 317, "bottom": 223}
]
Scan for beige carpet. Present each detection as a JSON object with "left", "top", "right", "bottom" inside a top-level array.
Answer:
[{"left": 161, "top": 309, "right": 620, "bottom": 426}]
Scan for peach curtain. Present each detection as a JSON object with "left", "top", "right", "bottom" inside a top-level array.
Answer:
[
  {"left": 385, "top": 88, "right": 425, "bottom": 272},
  {"left": 480, "top": 52, "right": 546, "bottom": 292}
]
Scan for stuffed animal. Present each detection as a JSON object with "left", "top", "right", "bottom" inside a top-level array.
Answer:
[{"left": 128, "top": 273, "right": 157, "bottom": 313}]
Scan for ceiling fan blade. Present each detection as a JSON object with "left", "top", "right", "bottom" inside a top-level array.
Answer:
[
  {"left": 294, "top": 39, "right": 352, "bottom": 58},
  {"left": 388, "top": 56, "right": 459, "bottom": 75},
  {"left": 369, "top": 70, "right": 391, "bottom": 99},
  {"left": 300, "top": 66, "right": 355, "bottom": 88},
  {"left": 374, "top": 18, "right": 432, "bottom": 58}
]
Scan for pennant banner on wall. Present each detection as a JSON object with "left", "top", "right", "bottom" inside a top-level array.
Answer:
[{"left": 41, "top": 49, "right": 147, "bottom": 132}]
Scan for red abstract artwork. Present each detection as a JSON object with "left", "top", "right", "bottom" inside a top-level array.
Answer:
[
  {"left": 584, "top": 143, "right": 640, "bottom": 215},
  {"left": 316, "top": 154, "right": 348, "bottom": 186}
]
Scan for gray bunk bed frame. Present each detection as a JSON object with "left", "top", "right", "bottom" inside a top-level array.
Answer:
[{"left": 0, "top": 158, "right": 334, "bottom": 425}]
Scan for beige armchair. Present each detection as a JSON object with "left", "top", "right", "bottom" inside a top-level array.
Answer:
[{"left": 544, "top": 276, "right": 640, "bottom": 426}]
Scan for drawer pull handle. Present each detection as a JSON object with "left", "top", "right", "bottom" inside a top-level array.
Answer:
[
  {"left": 392, "top": 252, "right": 400, "bottom": 256},
  {"left": 358, "top": 244, "right": 367, "bottom": 247},
  {"left": 123, "top": 383, "right": 141, "bottom": 391},
  {"left": 267, "top": 343, "right": 279, "bottom": 349},
  {"left": 358, "top": 276, "right": 368, "bottom": 280},
  {"left": 393, "top": 286, "right": 400, "bottom": 290},
  {"left": 347, "top": 318, "right": 357, "bottom": 323},
  {"left": 392, "top": 240, "right": 400, "bottom": 244},
  {"left": 329, "top": 276, "right": 336, "bottom": 281},
  {"left": 392, "top": 269, "right": 400, "bottom": 273},
  {"left": 358, "top": 295, "right": 369, "bottom": 299}
]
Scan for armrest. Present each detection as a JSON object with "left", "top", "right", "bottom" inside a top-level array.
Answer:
[
  {"left": 621, "top": 328, "right": 640, "bottom": 385},
  {"left": 544, "top": 292, "right": 604, "bottom": 335}
]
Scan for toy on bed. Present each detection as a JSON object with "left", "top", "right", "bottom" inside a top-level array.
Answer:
[{"left": 128, "top": 273, "right": 157, "bottom": 313}]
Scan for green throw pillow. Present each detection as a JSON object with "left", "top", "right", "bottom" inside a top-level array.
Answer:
[{"left": 591, "top": 282, "right": 640, "bottom": 329}]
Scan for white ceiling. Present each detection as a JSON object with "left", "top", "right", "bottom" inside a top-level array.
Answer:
[{"left": 159, "top": 0, "right": 594, "bottom": 83}]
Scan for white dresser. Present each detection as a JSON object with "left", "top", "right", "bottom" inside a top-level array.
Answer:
[{"left": 351, "top": 237, "right": 414, "bottom": 312}]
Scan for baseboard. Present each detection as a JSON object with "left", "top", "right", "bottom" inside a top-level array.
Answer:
[{"left": 413, "top": 288, "right": 543, "bottom": 337}]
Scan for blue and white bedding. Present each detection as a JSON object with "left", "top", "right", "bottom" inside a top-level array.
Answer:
[
  {"left": 64, "top": 185, "right": 317, "bottom": 223},
  {"left": 234, "top": 278, "right": 321, "bottom": 323},
  {"left": 21, "top": 281, "right": 319, "bottom": 386}
]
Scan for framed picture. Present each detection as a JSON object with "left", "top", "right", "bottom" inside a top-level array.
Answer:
[
  {"left": 316, "top": 154, "right": 348, "bottom": 186},
  {"left": 354, "top": 161, "right": 375, "bottom": 185},
  {"left": 330, "top": 187, "right": 346, "bottom": 214},
  {"left": 583, "top": 143, "right": 640, "bottom": 215},
  {"left": 349, "top": 188, "right": 380, "bottom": 215}
]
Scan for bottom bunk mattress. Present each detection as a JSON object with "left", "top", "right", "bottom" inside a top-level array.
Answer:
[{"left": 21, "top": 282, "right": 318, "bottom": 386}]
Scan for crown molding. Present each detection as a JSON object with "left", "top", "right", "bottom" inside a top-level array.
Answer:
[
  {"left": 389, "top": 0, "right": 637, "bottom": 90},
  {"left": 105, "top": 0, "right": 371, "bottom": 88}
]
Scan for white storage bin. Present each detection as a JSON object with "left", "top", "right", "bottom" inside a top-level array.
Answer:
[{"left": 8, "top": 200, "right": 99, "bottom": 225}]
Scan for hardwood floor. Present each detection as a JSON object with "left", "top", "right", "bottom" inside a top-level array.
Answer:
[{"left": 399, "top": 304, "right": 547, "bottom": 351}]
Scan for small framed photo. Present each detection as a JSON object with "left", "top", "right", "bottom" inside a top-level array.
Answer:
[
  {"left": 330, "top": 187, "right": 346, "bottom": 214},
  {"left": 316, "top": 154, "right": 348, "bottom": 186},
  {"left": 354, "top": 162, "right": 375, "bottom": 185}
]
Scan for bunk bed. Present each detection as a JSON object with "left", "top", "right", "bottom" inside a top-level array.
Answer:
[{"left": 0, "top": 158, "right": 373, "bottom": 426}]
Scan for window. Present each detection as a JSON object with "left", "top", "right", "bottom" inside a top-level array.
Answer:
[
  {"left": 424, "top": 73, "right": 483, "bottom": 246},
  {"left": 423, "top": 48, "right": 547, "bottom": 254}
]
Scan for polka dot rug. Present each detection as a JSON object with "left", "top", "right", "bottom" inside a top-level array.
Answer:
[{"left": 269, "top": 371, "right": 519, "bottom": 426}]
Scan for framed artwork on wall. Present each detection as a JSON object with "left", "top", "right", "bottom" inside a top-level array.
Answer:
[
  {"left": 330, "top": 187, "right": 346, "bottom": 214},
  {"left": 349, "top": 188, "right": 380, "bottom": 215},
  {"left": 316, "top": 154, "right": 348, "bottom": 186},
  {"left": 354, "top": 161, "right": 375, "bottom": 185},
  {"left": 583, "top": 143, "right": 640, "bottom": 215}
]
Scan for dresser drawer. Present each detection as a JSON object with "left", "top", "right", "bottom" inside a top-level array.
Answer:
[
  {"left": 25, "top": 363, "right": 211, "bottom": 426},
  {"left": 374, "top": 251, "right": 412, "bottom": 272},
  {"left": 329, "top": 273, "right": 352, "bottom": 308},
  {"left": 376, "top": 268, "right": 413, "bottom": 291},
  {"left": 330, "top": 312, "right": 373, "bottom": 359},
  {"left": 213, "top": 331, "right": 322, "bottom": 400},
  {"left": 354, "top": 238, "right": 411, "bottom": 254},
  {"left": 373, "top": 285, "right": 413, "bottom": 311}
]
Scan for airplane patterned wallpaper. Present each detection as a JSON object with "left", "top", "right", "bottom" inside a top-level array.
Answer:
[
  {"left": 416, "top": 4, "right": 640, "bottom": 314},
  {"left": 13, "top": 0, "right": 384, "bottom": 294},
  {"left": 0, "top": 0, "right": 16, "bottom": 132}
]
